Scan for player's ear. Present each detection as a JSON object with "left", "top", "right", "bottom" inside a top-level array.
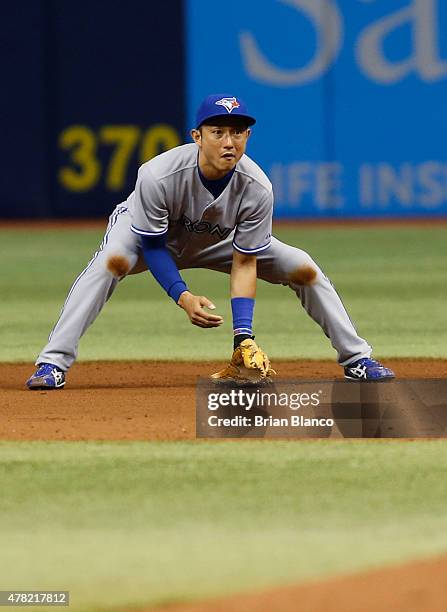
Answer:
[
  {"left": 191, "top": 128, "right": 201, "bottom": 145},
  {"left": 246, "top": 128, "right": 251, "bottom": 140}
]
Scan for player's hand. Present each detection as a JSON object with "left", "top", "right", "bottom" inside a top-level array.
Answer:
[{"left": 177, "top": 291, "right": 223, "bottom": 328}]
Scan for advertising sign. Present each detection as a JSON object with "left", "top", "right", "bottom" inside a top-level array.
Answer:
[{"left": 186, "top": 0, "right": 447, "bottom": 217}]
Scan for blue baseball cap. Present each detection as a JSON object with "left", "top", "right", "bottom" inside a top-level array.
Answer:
[{"left": 195, "top": 94, "right": 256, "bottom": 129}]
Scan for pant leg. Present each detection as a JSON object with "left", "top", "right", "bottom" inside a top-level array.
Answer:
[
  {"left": 190, "top": 236, "right": 371, "bottom": 366},
  {"left": 37, "top": 206, "right": 141, "bottom": 370},
  {"left": 256, "top": 237, "right": 372, "bottom": 365}
]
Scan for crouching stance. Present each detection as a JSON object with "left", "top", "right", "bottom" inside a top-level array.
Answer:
[{"left": 27, "top": 94, "right": 394, "bottom": 390}]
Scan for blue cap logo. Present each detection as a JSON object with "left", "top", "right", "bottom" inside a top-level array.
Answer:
[{"left": 215, "top": 97, "right": 241, "bottom": 113}]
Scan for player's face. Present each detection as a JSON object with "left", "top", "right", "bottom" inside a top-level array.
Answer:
[{"left": 191, "top": 118, "right": 251, "bottom": 179}]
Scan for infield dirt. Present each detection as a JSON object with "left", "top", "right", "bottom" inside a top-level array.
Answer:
[
  {"left": 142, "top": 555, "right": 447, "bottom": 612},
  {"left": 1, "top": 359, "right": 446, "bottom": 441}
]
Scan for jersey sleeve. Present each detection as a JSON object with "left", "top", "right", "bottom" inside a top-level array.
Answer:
[
  {"left": 130, "top": 167, "right": 169, "bottom": 237},
  {"left": 232, "top": 189, "right": 273, "bottom": 254}
]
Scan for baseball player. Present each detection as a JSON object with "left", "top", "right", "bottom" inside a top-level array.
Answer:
[{"left": 26, "top": 94, "right": 394, "bottom": 389}]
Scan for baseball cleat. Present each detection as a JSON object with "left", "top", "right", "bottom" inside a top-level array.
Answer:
[
  {"left": 344, "top": 358, "right": 395, "bottom": 381},
  {"left": 26, "top": 363, "right": 66, "bottom": 390}
]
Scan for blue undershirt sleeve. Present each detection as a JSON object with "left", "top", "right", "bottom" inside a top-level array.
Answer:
[{"left": 141, "top": 235, "right": 188, "bottom": 303}]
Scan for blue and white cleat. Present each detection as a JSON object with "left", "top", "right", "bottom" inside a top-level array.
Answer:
[
  {"left": 344, "top": 358, "right": 395, "bottom": 382},
  {"left": 26, "top": 363, "right": 66, "bottom": 390}
]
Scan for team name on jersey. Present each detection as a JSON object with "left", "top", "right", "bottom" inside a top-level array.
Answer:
[{"left": 178, "top": 214, "right": 233, "bottom": 240}]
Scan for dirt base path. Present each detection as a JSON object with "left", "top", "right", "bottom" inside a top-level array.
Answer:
[
  {"left": 1, "top": 359, "right": 446, "bottom": 440},
  {"left": 144, "top": 555, "right": 447, "bottom": 612}
]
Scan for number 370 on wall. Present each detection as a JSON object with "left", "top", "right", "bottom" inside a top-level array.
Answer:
[{"left": 58, "top": 124, "right": 180, "bottom": 192}]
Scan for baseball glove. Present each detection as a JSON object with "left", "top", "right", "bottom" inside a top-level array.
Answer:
[{"left": 211, "top": 339, "right": 276, "bottom": 385}]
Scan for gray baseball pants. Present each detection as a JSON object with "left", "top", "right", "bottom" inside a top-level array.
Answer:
[{"left": 37, "top": 206, "right": 372, "bottom": 370}]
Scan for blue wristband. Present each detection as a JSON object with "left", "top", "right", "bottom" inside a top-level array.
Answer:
[{"left": 231, "top": 297, "right": 255, "bottom": 336}]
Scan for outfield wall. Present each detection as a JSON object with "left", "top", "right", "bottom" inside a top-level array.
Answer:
[
  {"left": 0, "top": 0, "right": 184, "bottom": 219},
  {"left": 1, "top": 0, "right": 447, "bottom": 219}
]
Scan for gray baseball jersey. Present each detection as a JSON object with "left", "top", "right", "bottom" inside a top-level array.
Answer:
[
  {"left": 128, "top": 143, "right": 273, "bottom": 257},
  {"left": 36, "top": 142, "right": 372, "bottom": 371}
]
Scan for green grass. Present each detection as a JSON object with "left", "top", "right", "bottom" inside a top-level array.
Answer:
[
  {"left": 1, "top": 225, "right": 446, "bottom": 361},
  {"left": 0, "top": 440, "right": 447, "bottom": 611}
]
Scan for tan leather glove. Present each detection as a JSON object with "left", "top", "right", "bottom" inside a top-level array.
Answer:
[{"left": 211, "top": 339, "right": 276, "bottom": 385}]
